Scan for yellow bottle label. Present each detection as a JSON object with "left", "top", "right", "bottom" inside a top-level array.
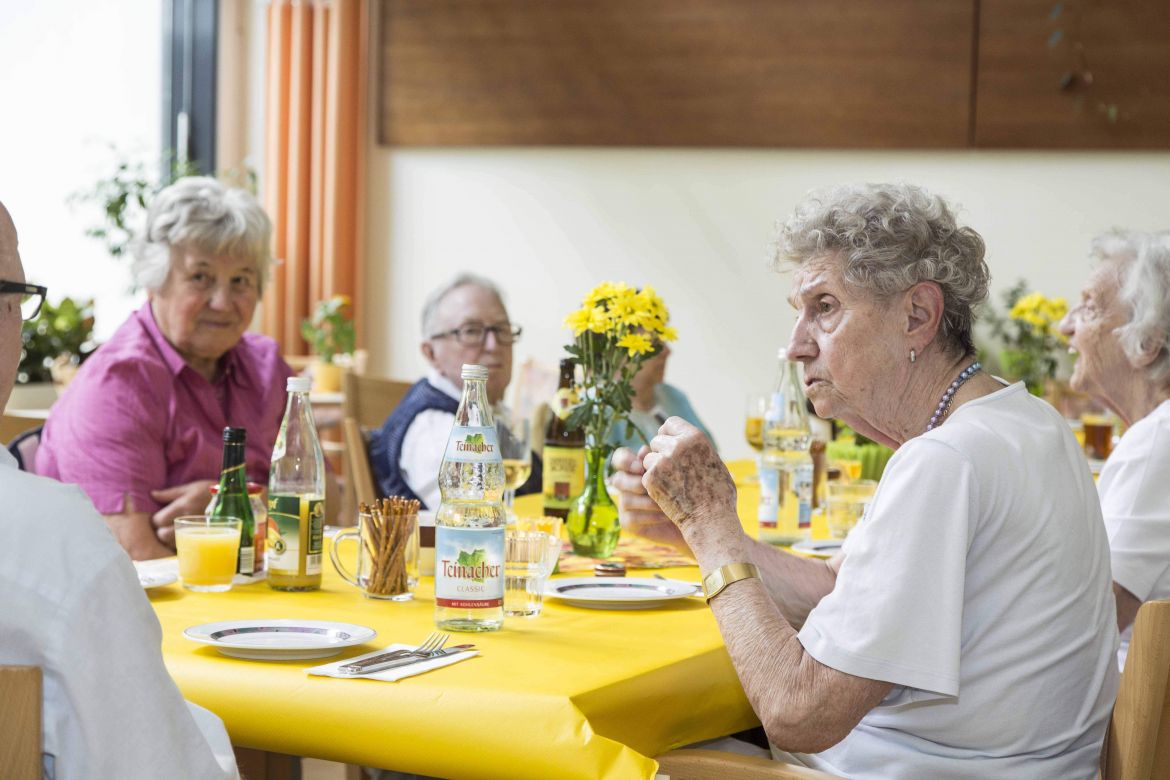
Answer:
[
  {"left": 542, "top": 446, "right": 585, "bottom": 510},
  {"left": 267, "top": 494, "right": 324, "bottom": 576}
]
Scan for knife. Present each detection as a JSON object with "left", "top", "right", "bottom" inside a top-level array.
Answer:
[{"left": 337, "top": 644, "right": 475, "bottom": 675}]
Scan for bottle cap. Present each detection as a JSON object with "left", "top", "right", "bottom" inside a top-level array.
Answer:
[
  {"left": 223, "top": 426, "right": 247, "bottom": 444},
  {"left": 287, "top": 376, "right": 312, "bottom": 393},
  {"left": 594, "top": 561, "right": 627, "bottom": 577},
  {"left": 461, "top": 364, "right": 489, "bottom": 381}
]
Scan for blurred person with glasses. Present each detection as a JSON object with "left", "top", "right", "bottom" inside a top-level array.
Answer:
[
  {"left": 371, "top": 273, "right": 541, "bottom": 509},
  {"left": 0, "top": 201, "right": 239, "bottom": 778}
]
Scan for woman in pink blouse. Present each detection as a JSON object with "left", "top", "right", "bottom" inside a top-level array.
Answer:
[{"left": 38, "top": 177, "right": 294, "bottom": 560}]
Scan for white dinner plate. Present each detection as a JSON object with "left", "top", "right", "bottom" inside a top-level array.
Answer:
[
  {"left": 544, "top": 577, "right": 701, "bottom": 610},
  {"left": 134, "top": 558, "right": 179, "bottom": 589},
  {"left": 790, "top": 538, "right": 843, "bottom": 559},
  {"left": 183, "top": 619, "right": 378, "bottom": 660}
]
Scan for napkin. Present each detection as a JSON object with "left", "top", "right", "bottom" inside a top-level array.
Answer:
[{"left": 306, "top": 643, "right": 478, "bottom": 682}]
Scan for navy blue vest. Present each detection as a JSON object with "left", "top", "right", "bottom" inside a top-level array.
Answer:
[{"left": 370, "top": 378, "right": 542, "bottom": 509}]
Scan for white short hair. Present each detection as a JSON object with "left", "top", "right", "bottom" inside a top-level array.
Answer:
[
  {"left": 775, "top": 182, "right": 989, "bottom": 356},
  {"left": 420, "top": 273, "right": 506, "bottom": 337},
  {"left": 1092, "top": 229, "right": 1170, "bottom": 386},
  {"left": 132, "top": 176, "right": 272, "bottom": 293}
]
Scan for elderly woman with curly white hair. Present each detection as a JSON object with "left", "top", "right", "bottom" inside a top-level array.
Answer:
[
  {"left": 38, "top": 176, "right": 296, "bottom": 560},
  {"left": 1060, "top": 230, "right": 1170, "bottom": 668},
  {"left": 612, "top": 183, "right": 1118, "bottom": 778}
]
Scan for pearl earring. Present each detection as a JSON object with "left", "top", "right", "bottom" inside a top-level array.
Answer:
[{"left": 909, "top": 349, "right": 916, "bottom": 364}]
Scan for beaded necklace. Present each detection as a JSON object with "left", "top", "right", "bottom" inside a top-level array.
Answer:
[{"left": 926, "top": 361, "right": 982, "bottom": 432}]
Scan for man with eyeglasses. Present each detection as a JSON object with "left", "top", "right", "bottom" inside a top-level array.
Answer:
[
  {"left": 371, "top": 273, "right": 541, "bottom": 509},
  {"left": 0, "top": 202, "right": 238, "bottom": 777}
]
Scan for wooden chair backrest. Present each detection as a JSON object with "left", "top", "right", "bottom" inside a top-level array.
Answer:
[
  {"left": 342, "top": 372, "right": 412, "bottom": 431},
  {"left": 343, "top": 417, "right": 378, "bottom": 510},
  {"left": 0, "top": 666, "right": 42, "bottom": 780},
  {"left": 1102, "top": 599, "right": 1170, "bottom": 780},
  {"left": 655, "top": 748, "right": 840, "bottom": 779}
]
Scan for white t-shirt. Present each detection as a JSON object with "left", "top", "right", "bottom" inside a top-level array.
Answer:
[
  {"left": 1099, "top": 398, "right": 1170, "bottom": 667},
  {"left": 795, "top": 382, "right": 1118, "bottom": 779},
  {"left": 400, "top": 371, "right": 463, "bottom": 509},
  {"left": 0, "top": 449, "right": 238, "bottom": 780}
]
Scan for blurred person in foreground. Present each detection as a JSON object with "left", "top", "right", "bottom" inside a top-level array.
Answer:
[
  {"left": 1060, "top": 229, "right": 1170, "bottom": 668},
  {"left": 37, "top": 177, "right": 309, "bottom": 560},
  {"left": 0, "top": 200, "right": 237, "bottom": 778},
  {"left": 612, "top": 183, "right": 1118, "bottom": 778},
  {"left": 371, "top": 273, "right": 540, "bottom": 509},
  {"left": 605, "top": 342, "right": 716, "bottom": 451}
]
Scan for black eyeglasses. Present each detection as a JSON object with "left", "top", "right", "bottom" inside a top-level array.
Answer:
[
  {"left": 0, "top": 281, "right": 47, "bottom": 321},
  {"left": 430, "top": 323, "right": 523, "bottom": 346}
]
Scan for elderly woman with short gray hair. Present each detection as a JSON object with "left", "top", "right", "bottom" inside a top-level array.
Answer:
[
  {"left": 612, "top": 183, "right": 1117, "bottom": 778},
  {"left": 38, "top": 176, "right": 296, "bottom": 560},
  {"left": 1060, "top": 229, "right": 1170, "bottom": 667}
]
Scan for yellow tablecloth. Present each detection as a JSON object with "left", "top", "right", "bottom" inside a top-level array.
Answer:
[{"left": 149, "top": 489, "right": 762, "bottom": 779}]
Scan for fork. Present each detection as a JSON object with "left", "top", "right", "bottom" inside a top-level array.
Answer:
[{"left": 337, "top": 632, "right": 450, "bottom": 675}]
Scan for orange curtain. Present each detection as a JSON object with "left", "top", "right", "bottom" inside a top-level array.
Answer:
[{"left": 263, "top": 0, "right": 367, "bottom": 354}]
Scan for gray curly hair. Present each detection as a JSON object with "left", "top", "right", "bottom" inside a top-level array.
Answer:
[
  {"left": 774, "top": 183, "right": 990, "bottom": 356},
  {"left": 132, "top": 176, "right": 272, "bottom": 293},
  {"left": 1092, "top": 229, "right": 1170, "bottom": 386}
]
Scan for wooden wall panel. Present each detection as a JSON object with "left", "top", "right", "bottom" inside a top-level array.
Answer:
[
  {"left": 378, "top": 0, "right": 975, "bottom": 148},
  {"left": 976, "top": 0, "right": 1170, "bottom": 149}
]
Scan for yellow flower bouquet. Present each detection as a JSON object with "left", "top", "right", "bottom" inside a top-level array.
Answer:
[
  {"left": 561, "top": 282, "right": 677, "bottom": 557},
  {"left": 985, "top": 280, "right": 1068, "bottom": 395}
]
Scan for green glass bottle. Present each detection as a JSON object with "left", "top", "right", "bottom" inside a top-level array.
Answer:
[{"left": 207, "top": 427, "right": 258, "bottom": 576}]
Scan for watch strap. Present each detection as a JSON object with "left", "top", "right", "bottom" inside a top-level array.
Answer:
[{"left": 702, "top": 562, "right": 761, "bottom": 603}]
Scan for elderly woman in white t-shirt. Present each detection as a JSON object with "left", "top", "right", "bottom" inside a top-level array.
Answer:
[
  {"left": 612, "top": 183, "right": 1119, "bottom": 779},
  {"left": 1059, "top": 230, "right": 1170, "bottom": 667}
]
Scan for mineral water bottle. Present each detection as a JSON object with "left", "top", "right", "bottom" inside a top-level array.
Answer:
[
  {"left": 268, "top": 376, "right": 325, "bottom": 591},
  {"left": 435, "top": 364, "right": 506, "bottom": 632},
  {"left": 762, "top": 348, "right": 813, "bottom": 545}
]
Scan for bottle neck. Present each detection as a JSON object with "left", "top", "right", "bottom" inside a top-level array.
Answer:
[
  {"left": 456, "top": 378, "right": 494, "bottom": 427},
  {"left": 219, "top": 442, "right": 248, "bottom": 491}
]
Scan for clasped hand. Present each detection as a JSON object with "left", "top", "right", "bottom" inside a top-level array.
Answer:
[{"left": 611, "top": 417, "right": 740, "bottom": 555}]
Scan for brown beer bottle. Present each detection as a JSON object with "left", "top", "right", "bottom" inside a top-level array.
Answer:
[{"left": 542, "top": 358, "right": 585, "bottom": 519}]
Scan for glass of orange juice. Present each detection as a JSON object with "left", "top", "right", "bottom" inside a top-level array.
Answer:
[{"left": 175, "top": 516, "right": 242, "bottom": 592}]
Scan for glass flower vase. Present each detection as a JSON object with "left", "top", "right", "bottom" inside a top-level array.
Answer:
[{"left": 566, "top": 445, "right": 620, "bottom": 559}]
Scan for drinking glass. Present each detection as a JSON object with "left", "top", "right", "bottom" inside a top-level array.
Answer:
[
  {"left": 504, "top": 529, "right": 561, "bottom": 617},
  {"left": 1081, "top": 408, "right": 1115, "bottom": 461},
  {"left": 744, "top": 394, "right": 766, "bottom": 453},
  {"left": 174, "top": 516, "right": 242, "bottom": 592},
  {"left": 744, "top": 394, "right": 767, "bottom": 483},
  {"left": 495, "top": 407, "right": 532, "bottom": 516},
  {"left": 825, "top": 480, "right": 877, "bottom": 540},
  {"left": 331, "top": 508, "right": 419, "bottom": 601}
]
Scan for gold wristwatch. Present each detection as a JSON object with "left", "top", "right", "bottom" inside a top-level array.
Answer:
[{"left": 702, "top": 562, "right": 761, "bottom": 603}]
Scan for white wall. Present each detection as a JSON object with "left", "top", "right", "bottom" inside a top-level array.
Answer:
[
  {"left": 0, "top": 0, "right": 162, "bottom": 340},
  {"left": 363, "top": 148, "right": 1170, "bottom": 459}
]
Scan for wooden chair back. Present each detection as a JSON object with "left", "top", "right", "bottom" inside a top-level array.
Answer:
[
  {"left": 342, "top": 371, "right": 412, "bottom": 431},
  {"left": 1102, "top": 599, "right": 1170, "bottom": 780},
  {"left": 0, "top": 666, "right": 42, "bottom": 780},
  {"left": 343, "top": 417, "right": 378, "bottom": 510},
  {"left": 655, "top": 748, "right": 840, "bottom": 779}
]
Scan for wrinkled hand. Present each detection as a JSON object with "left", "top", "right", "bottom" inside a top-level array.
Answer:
[
  {"left": 642, "top": 417, "right": 740, "bottom": 552},
  {"left": 150, "top": 479, "right": 216, "bottom": 547},
  {"left": 610, "top": 446, "right": 689, "bottom": 552}
]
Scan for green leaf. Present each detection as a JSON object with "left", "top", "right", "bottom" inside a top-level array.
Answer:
[{"left": 456, "top": 548, "right": 487, "bottom": 582}]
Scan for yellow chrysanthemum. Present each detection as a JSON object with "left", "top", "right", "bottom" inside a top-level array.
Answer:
[
  {"left": 658, "top": 325, "right": 678, "bottom": 342},
  {"left": 564, "top": 308, "right": 592, "bottom": 337},
  {"left": 586, "top": 306, "right": 612, "bottom": 335},
  {"left": 617, "top": 332, "right": 653, "bottom": 357}
]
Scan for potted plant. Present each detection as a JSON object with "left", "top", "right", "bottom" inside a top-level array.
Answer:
[
  {"left": 10, "top": 297, "right": 97, "bottom": 409},
  {"left": 301, "top": 295, "right": 356, "bottom": 393},
  {"left": 561, "top": 282, "right": 677, "bottom": 558}
]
